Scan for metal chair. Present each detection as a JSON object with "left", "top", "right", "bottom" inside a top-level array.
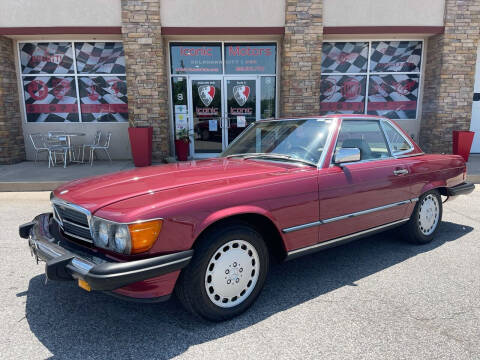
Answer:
[
  {"left": 29, "top": 133, "right": 50, "bottom": 164},
  {"left": 81, "top": 130, "right": 102, "bottom": 163},
  {"left": 46, "top": 133, "right": 70, "bottom": 168},
  {"left": 89, "top": 132, "right": 112, "bottom": 166}
]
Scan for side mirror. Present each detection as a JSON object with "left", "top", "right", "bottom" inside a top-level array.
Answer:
[{"left": 334, "top": 147, "right": 361, "bottom": 165}]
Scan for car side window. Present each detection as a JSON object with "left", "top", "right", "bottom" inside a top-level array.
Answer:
[
  {"left": 382, "top": 121, "right": 413, "bottom": 154},
  {"left": 336, "top": 120, "right": 390, "bottom": 161}
]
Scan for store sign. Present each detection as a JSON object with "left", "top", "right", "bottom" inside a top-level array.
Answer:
[
  {"left": 225, "top": 44, "right": 276, "bottom": 74},
  {"left": 192, "top": 80, "right": 221, "bottom": 117},
  {"left": 170, "top": 44, "right": 222, "bottom": 74},
  {"left": 227, "top": 79, "right": 256, "bottom": 116}
]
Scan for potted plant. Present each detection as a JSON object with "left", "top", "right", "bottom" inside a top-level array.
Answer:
[
  {"left": 175, "top": 128, "right": 191, "bottom": 161},
  {"left": 128, "top": 119, "right": 153, "bottom": 167},
  {"left": 452, "top": 130, "right": 475, "bottom": 162}
]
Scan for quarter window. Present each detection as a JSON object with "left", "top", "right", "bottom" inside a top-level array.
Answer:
[
  {"left": 336, "top": 120, "right": 390, "bottom": 161},
  {"left": 382, "top": 121, "right": 413, "bottom": 154}
]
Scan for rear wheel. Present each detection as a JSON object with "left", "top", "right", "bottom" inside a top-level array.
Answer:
[
  {"left": 175, "top": 222, "right": 269, "bottom": 321},
  {"left": 404, "top": 190, "right": 442, "bottom": 244}
]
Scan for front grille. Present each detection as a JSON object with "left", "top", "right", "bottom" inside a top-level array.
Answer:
[{"left": 53, "top": 203, "right": 92, "bottom": 243}]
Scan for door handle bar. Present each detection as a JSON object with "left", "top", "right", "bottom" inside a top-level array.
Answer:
[{"left": 393, "top": 169, "right": 409, "bottom": 176}]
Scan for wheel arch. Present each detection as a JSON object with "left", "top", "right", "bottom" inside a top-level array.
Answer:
[
  {"left": 419, "top": 181, "right": 449, "bottom": 197},
  {"left": 193, "top": 208, "right": 288, "bottom": 262}
]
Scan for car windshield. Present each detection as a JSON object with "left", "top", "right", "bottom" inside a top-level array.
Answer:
[{"left": 221, "top": 118, "right": 333, "bottom": 166}]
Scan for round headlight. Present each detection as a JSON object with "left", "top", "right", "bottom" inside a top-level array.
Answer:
[
  {"left": 98, "top": 222, "right": 110, "bottom": 247},
  {"left": 114, "top": 226, "right": 129, "bottom": 253}
]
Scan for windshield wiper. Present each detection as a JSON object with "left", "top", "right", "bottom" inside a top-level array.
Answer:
[{"left": 242, "top": 153, "right": 318, "bottom": 167}]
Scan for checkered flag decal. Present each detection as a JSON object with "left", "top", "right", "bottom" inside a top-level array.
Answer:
[
  {"left": 78, "top": 76, "right": 128, "bottom": 122},
  {"left": 20, "top": 43, "right": 74, "bottom": 74},
  {"left": 23, "top": 76, "right": 78, "bottom": 122},
  {"left": 321, "top": 42, "right": 368, "bottom": 73},
  {"left": 370, "top": 41, "right": 422, "bottom": 72},
  {"left": 75, "top": 42, "right": 126, "bottom": 74},
  {"left": 367, "top": 74, "right": 419, "bottom": 119},
  {"left": 320, "top": 75, "right": 366, "bottom": 115}
]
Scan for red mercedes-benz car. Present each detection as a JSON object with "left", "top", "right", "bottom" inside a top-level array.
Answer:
[{"left": 20, "top": 115, "right": 474, "bottom": 321}]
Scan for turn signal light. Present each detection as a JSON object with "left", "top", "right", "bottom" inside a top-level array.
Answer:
[{"left": 128, "top": 220, "right": 163, "bottom": 254}]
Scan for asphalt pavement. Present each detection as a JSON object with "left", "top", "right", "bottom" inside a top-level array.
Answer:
[{"left": 1, "top": 191, "right": 479, "bottom": 359}]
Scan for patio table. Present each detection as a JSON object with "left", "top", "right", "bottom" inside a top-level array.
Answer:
[{"left": 49, "top": 132, "right": 86, "bottom": 165}]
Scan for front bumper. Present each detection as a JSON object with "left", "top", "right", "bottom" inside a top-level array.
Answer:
[
  {"left": 446, "top": 182, "right": 475, "bottom": 197},
  {"left": 19, "top": 213, "right": 193, "bottom": 292}
]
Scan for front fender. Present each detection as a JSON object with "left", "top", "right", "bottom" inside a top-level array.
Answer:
[{"left": 193, "top": 205, "right": 284, "bottom": 241}]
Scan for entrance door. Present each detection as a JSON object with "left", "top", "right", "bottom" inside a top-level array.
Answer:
[
  {"left": 224, "top": 77, "right": 258, "bottom": 146},
  {"left": 470, "top": 45, "right": 480, "bottom": 153},
  {"left": 189, "top": 76, "right": 224, "bottom": 157}
]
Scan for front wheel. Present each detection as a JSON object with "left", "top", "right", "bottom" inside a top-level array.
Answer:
[
  {"left": 175, "top": 222, "right": 269, "bottom": 321},
  {"left": 404, "top": 190, "right": 442, "bottom": 244}
]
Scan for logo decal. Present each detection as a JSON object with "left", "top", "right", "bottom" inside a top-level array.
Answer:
[
  {"left": 198, "top": 85, "right": 216, "bottom": 107},
  {"left": 233, "top": 85, "right": 250, "bottom": 106}
]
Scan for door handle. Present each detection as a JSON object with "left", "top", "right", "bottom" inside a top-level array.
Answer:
[{"left": 393, "top": 169, "right": 409, "bottom": 176}]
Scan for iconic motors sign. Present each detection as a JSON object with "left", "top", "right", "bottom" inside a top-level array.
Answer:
[
  {"left": 170, "top": 43, "right": 277, "bottom": 75},
  {"left": 225, "top": 44, "right": 276, "bottom": 74}
]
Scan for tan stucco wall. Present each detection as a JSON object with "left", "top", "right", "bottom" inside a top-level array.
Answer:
[
  {"left": 324, "top": 0, "right": 445, "bottom": 27},
  {"left": 159, "top": 0, "right": 285, "bottom": 27},
  {"left": 0, "top": 0, "right": 121, "bottom": 27}
]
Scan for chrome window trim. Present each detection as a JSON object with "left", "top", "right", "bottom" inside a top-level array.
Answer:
[
  {"left": 282, "top": 198, "right": 417, "bottom": 233},
  {"left": 286, "top": 218, "right": 410, "bottom": 258},
  {"left": 395, "top": 152, "right": 425, "bottom": 159}
]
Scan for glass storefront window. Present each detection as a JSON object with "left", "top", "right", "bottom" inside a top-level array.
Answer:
[
  {"left": 75, "top": 42, "right": 125, "bottom": 74},
  {"left": 20, "top": 42, "right": 74, "bottom": 74},
  {"left": 320, "top": 75, "right": 367, "bottom": 114},
  {"left": 261, "top": 76, "right": 276, "bottom": 119},
  {"left": 170, "top": 43, "right": 223, "bottom": 74},
  {"left": 23, "top": 76, "right": 78, "bottom": 122},
  {"left": 171, "top": 77, "right": 188, "bottom": 131},
  {"left": 224, "top": 43, "right": 276, "bottom": 74},
  {"left": 19, "top": 42, "right": 128, "bottom": 123},
  {"left": 321, "top": 42, "right": 368, "bottom": 73},
  {"left": 320, "top": 41, "right": 422, "bottom": 119}
]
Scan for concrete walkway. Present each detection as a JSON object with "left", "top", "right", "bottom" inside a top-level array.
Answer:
[
  {"left": 0, "top": 160, "right": 134, "bottom": 191},
  {"left": 0, "top": 155, "right": 479, "bottom": 191}
]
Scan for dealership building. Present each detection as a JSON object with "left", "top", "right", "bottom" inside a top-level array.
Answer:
[{"left": 0, "top": 0, "right": 478, "bottom": 164}]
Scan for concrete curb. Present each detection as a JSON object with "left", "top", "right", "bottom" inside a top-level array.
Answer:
[{"left": 0, "top": 181, "right": 67, "bottom": 192}]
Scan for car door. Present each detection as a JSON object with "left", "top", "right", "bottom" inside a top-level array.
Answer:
[{"left": 318, "top": 119, "right": 412, "bottom": 242}]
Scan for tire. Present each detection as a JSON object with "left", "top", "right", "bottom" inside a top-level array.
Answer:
[
  {"left": 404, "top": 190, "right": 442, "bottom": 244},
  {"left": 175, "top": 222, "right": 269, "bottom": 321}
]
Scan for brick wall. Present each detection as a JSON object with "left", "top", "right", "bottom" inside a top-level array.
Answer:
[
  {"left": 281, "top": 0, "right": 323, "bottom": 117},
  {"left": 420, "top": 0, "right": 480, "bottom": 153},
  {"left": 121, "top": 0, "right": 170, "bottom": 159},
  {"left": 0, "top": 36, "right": 25, "bottom": 164}
]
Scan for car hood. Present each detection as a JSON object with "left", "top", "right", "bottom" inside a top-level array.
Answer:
[{"left": 53, "top": 158, "right": 294, "bottom": 213}]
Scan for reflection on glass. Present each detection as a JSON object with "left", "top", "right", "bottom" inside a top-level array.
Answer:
[
  {"left": 191, "top": 79, "right": 222, "bottom": 153},
  {"left": 261, "top": 77, "right": 276, "bottom": 119},
  {"left": 222, "top": 119, "right": 332, "bottom": 165},
  {"left": 226, "top": 79, "right": 256, "bottom": 145}
]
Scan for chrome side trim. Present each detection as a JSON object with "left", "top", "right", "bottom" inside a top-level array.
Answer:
[
  {"left": 282, "top": 221, "right": 322, "bottom": 234},
  {"left": 286, "top": 218, "right": 409, "bottom": 259},
  {"left": 282, "top": 198, "right": 417, "bottom": 233}
]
